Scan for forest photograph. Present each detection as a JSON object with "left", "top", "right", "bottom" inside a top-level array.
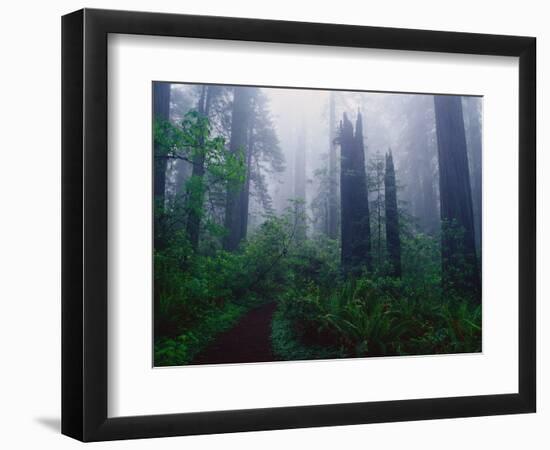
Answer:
[{"left": 153, "top": 81, "right": 482, "bottom": 367}]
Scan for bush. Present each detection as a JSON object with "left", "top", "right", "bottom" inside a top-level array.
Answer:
[
  {"left": 277, "top": 272, "right": 481, "bottom": 359},
  {"left": 154, "top": 232, "right": 242, "bottom": 337},
  {"left": 155, "top": 302, "right": 246, "bottom": 366},
  {"left": 154, "top": 212, "right": 300, "bottom": 363}
]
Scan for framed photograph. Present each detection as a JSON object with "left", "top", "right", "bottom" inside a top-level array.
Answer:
[{"left": 62, "top": 8, "right": 536, "bottom": 441}]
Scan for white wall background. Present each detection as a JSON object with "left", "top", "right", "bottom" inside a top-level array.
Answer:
[{"left": 0, "top": 0, "right": 546, "bottom": 448}]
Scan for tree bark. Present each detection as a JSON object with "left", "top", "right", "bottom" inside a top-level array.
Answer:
[
  {"left": 185, "top": 86, "right": 212, "bottom": 251},
  {"left": 223, "top": 87, "right": 252, "bottom": 251},
  {"left": 339, "top": 112, "right": 371, "bottom": 273},
  {"left": 385, "top": 150, "right": 401, "bottom": 277},
  {"left": 434, "top": 95, "right": 480, "bottom": 300},
  {"left": 240, "top": 98, "right": 256, "bottom": 241},
  {"left": 153, "top": 82, "right": 171, "bottom": 249},
  {"left": 463, "top": 97, "right": 482, "bottom": 256}
]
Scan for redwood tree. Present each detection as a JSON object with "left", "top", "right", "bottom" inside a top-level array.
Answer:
[
  {"left": 153, "top": 82, "right": 171, "bottom": 249},
  {"left": 223, "top": 86, "right": 252, "bottom": 251},
  {"left": 239, "top": 94, "right": 255, "bottom": 241},
  {"left": 185, "top": 85, "right": 213, "bottom": 251},
  {"left": 463, "top": 96, "right": 482, "bottom": 254},
  {"left": 434, "top": 95, "right": 480, "bottom": 300},
  {"left": 339, "top": 112, "right": 371, "bottom": 273}
]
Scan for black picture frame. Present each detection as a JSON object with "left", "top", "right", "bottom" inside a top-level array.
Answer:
[{"left": 62, "top": 8, "right": 536, "bottom": 442}]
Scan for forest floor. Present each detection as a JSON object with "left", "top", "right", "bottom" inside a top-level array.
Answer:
[{"left": 190, "top": 302, "right": 277, "bottom": 365}]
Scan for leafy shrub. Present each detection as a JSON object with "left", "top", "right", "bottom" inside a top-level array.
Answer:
[
  {"left": 155, "top": 302, "right": 246, "bottom": 366},
  {"left": 154, "top": 211, "right": 301, "bottom": 363},
  {"left": 277, "top": 271, "right": 481, "bottom": 359}
]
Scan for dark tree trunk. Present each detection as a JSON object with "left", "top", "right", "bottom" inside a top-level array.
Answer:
[
  {"left": 294, "top": 125, "right": 307, "bottom": 241},
  {"left": 463, "top": 97, "right": 482, "bottom": 256},
  {"left": 185, "top": 86, "right": 212, "bottom": 251},
  {"left": 224, "top": 87, "right": 252, "bottom": 251},
  {"left": 153, "top": 82, "right": 171, "bottom": 249},
  {"left": 434, "top": 95, "right": 480, "bottom": 300},
  {"left": 339, "top": 112, "right": 371, "bottom": 273},
  {"left": 384, "top": 150, "right": 401, "bottom": 277},
  {"left": 328, "top": 92, "right": 338, "bottom": 239}
]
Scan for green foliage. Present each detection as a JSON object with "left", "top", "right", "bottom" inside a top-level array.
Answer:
[
  {"left": 155, "top": 302, "right": 246, "bottom": 366},
  {"left": 275, "top": 272, "right": 481, "bottom": 360},
  {"left": 441, "top": 218, "right": 480, "bottom": 300},
  {"left": 153, "top": 105, "right": 294, "bottom": 365},
  {"left": 401, "top": 230, "right": 442, "bottom": 294},
  {"left": 271, "top": 307, "right": 345, "bottom": 361},
  {"left": 154, "top": 109, "right": 246, "bottom": 193},
  {"left": 155, "top": 233, "right": 235, "bottom": 337},
  {"left": 155, "top": 196, "right": 481, "bottom": 364},
  {"left": 273, "top": 229, "right": 480, "bottom": 360},
  {"left": 154, "top": 209, "right": 301, "bottom": 364},
  {"left": 153, "top": 110, "right": 246, "bottom": 249},
  {"left": 153, "top": 99, "right": 481, "bottom": 367}
]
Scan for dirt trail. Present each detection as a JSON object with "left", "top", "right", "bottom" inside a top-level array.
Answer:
[{"left": 191, "top": 302, "right": 277, "bottom": 365}]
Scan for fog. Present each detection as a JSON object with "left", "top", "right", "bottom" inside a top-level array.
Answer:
[
  {"left": 258, "top": 87, "right": 481, "bottom": 241},
  {"left": 165, "top": 83, "right": 482, "bottom": 247},
  {"left": 153, "top": 82, "right": 484, "bottom": 363}
]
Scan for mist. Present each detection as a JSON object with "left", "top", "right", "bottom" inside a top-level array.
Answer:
[
  {"left": 153, "top": 81, "right": 483, "bottom": 366},
  {"left": 244, "top": 87, "right": 481, "bottom": 242}
]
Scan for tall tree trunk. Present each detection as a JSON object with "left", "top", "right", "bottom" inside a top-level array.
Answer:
[
  {"left": 462, "top": 97, "right": 482, "bottom": 256},
  {"left": 185, "top": 86, "right": 212, "bottom": 251},
  {"left": 327, "top": 92, "right": 339, "bottom": 239},
  {"left": 153, "top": 82, "right": 171, "bottom": 250},
  {"left": 240, "top": 102, "right": 255, "bottom": 241},
  {"left": 385, "top": 150, "right": 401, "bottom": 277},
  {"left": 339, "top": 112, "right": 371, "bottom": 273},
  {"left": 294, "top": 124, "right": 307, "bottom": 241},
  {"left": 434, "top": 95, "right": 480, "bottom": 300},
  {"left": 223, "top": 87, "right": 252, "bottom": 251}
]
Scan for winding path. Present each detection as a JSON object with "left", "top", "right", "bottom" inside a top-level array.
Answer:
[{"left": 191, "top": 302, "right": 277, "bottom": 365}]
